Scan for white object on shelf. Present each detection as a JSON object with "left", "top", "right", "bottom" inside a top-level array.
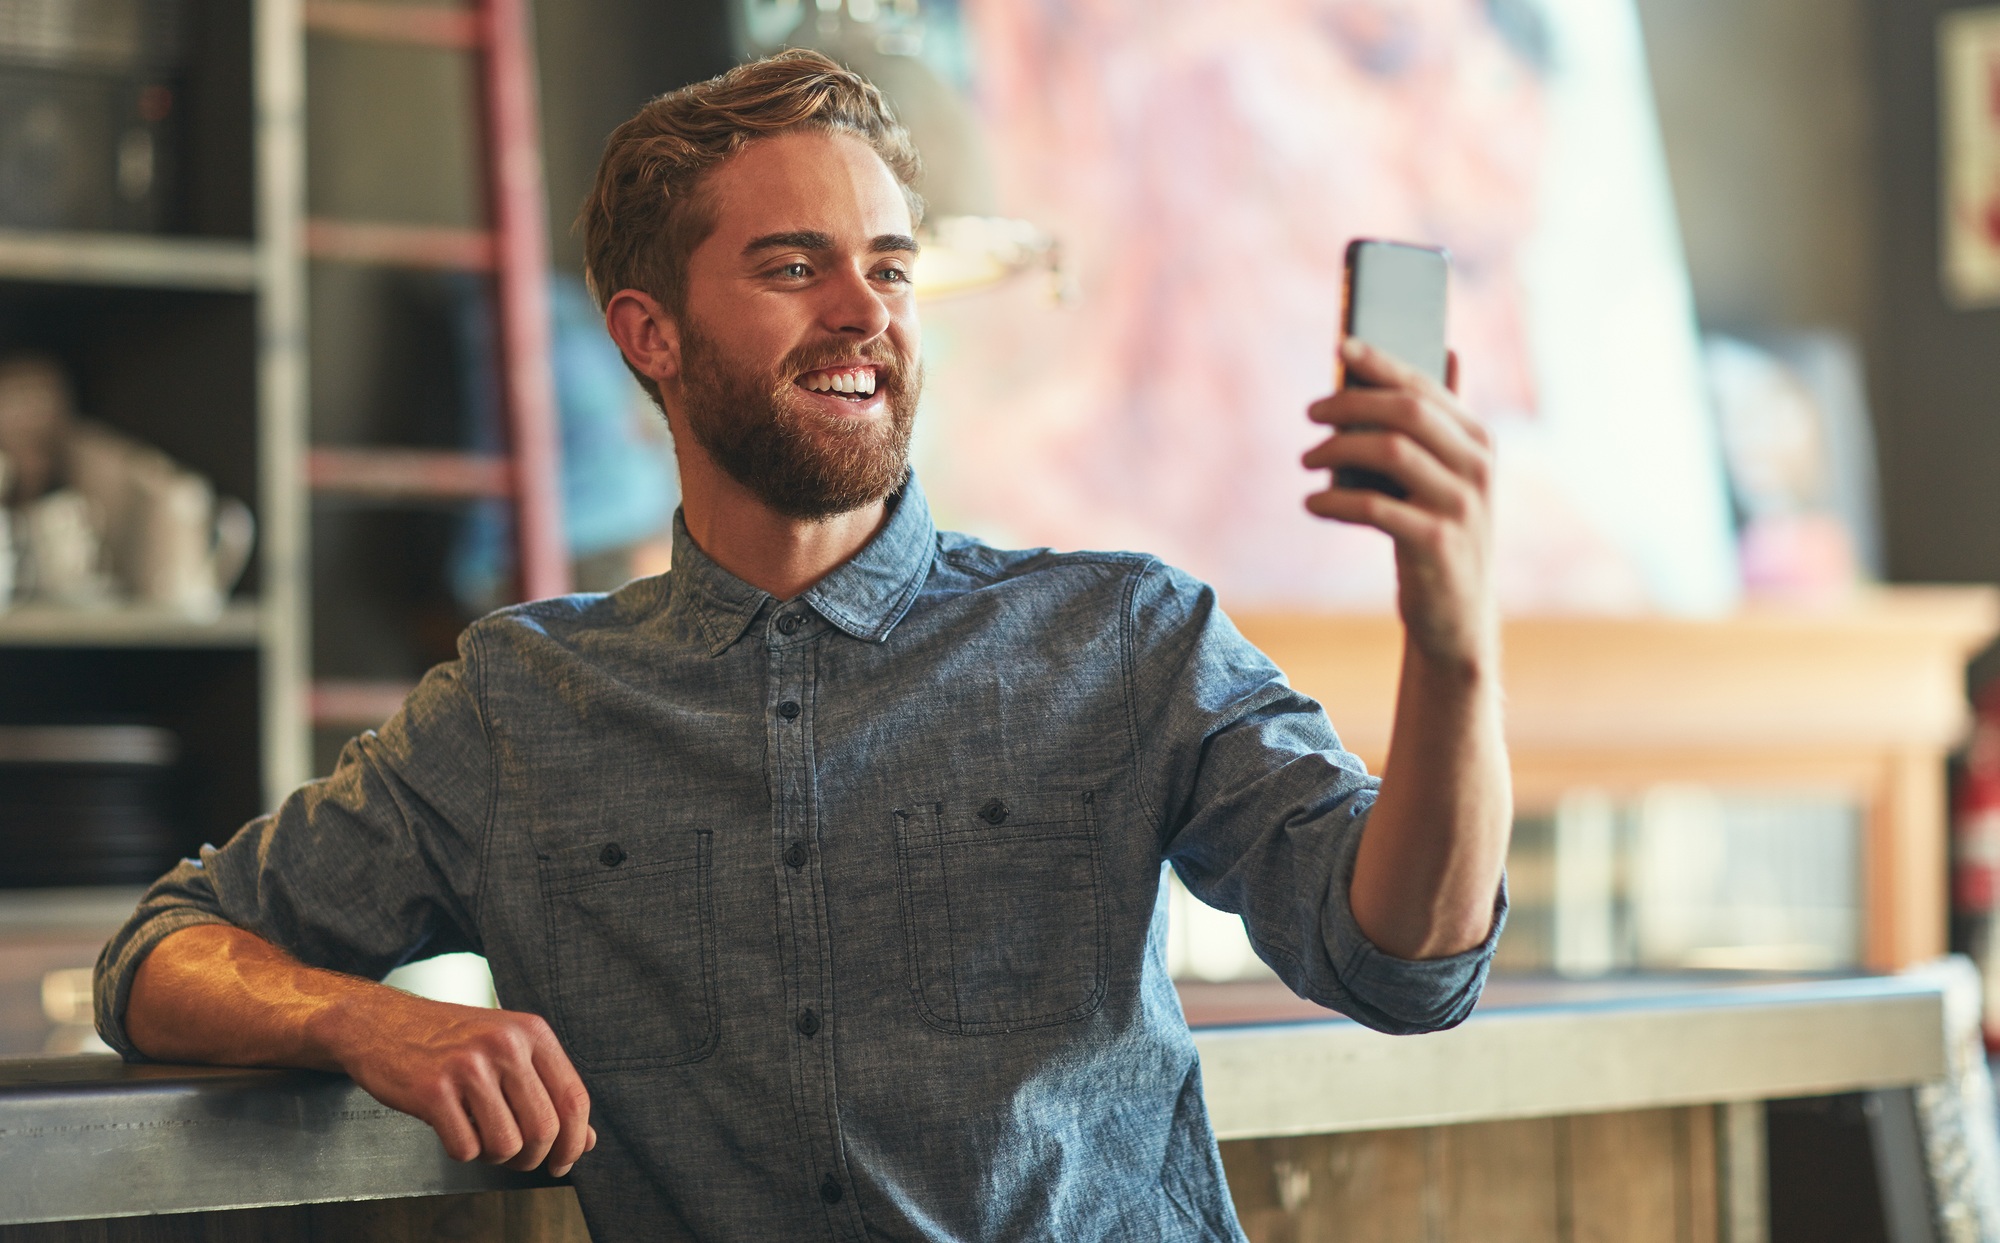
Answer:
[
  {"left": 383, "top": 952, "right": 498, "bottom": 1009},
  {"left": 1632, "top": 785, "right": 1860, "bottom": 971},
  {"left": 1163, "top": 868, "right": 1277, "bottom": 984},
  {"left": 1553, "top": 790, "right": 1619, "bottom": 978}
]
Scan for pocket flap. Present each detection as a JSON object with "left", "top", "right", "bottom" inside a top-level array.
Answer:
[{"left": 898, "top": 790, "right": 1095, "bottom": 838}]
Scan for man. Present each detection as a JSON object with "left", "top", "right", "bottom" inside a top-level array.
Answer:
[{"left": 96, "top": 50, "right": 1509, "bottom": 1242}]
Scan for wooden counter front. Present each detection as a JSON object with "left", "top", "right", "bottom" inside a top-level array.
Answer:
[{"left": 1233, "top": 585, "right": 2000, "bottom": 971}]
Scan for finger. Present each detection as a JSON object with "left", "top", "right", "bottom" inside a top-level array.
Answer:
[
  {"left": 531, "top": 1034, "right": 594, "bottom": 1177},
  {"left": 459, "top": 1067, "right": 525, "bottom": 1165},
  {"left": 1304, "top": 478, "right": 1436, "bottom": 544},
  {"left": 497, "top": 1062, "right": 563, "bottom": 1173},
  {"left": 1339, "top": 338, "right": 1490, "bottom": 448},
  {"left": 1340, "top": 337, "right": 1448, "bottom": 402},
  {"left": 423, "top": 1089, "right": 484, "bottom": 1164},
  {"left": 1302, "top": 428, "right": 1474, "bottom": 514},
  {"left": 1306, "top": 389, "right": 1486, "bottom": 481}
]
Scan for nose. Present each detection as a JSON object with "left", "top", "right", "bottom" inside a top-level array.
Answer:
[{"left": 816, "top": 263, "right": 893, "bottom": 341}]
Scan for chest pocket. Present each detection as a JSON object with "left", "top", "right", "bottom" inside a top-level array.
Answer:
[
  {"left": 893, "top": 791, "right": 1104, "bottom": 1035},
  {"left": 538, "top": 829, "right": 716, "bottom": 1072}
]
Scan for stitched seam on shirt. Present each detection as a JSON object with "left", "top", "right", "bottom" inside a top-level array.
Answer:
[
  {"left": 932, "top": 805, "right": 967, "bottom": 1030},
  {"left": 468, "top": 626, "right": 498, "bottom": 931},
  {"left": 1121, "top": 558, "right": 1164, "bottom": 835}
]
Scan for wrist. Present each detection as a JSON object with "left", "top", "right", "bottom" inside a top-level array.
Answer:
[
  {"left": 299, "top": 978, "right": 388, "bottom": 1074},
  {"left": 1403, "top": 624, "right": 1500, "bottom": 694}
]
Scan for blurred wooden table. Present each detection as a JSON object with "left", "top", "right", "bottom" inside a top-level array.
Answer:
[{"left": 1234, "top": 585, "right": 2000, "bottom": 971}]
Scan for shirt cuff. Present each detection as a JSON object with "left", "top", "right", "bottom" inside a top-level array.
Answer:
[
  {"left": 1319, "top": 816, "right": 1510, "bottom": 1034},
  {"left": 93, "top": 904, "right": 235, "bottom": 1061}
]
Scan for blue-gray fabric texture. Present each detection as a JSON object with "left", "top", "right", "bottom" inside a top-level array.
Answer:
[{"left": 96, "top": 474, "right": 1504, "bottom": 1243}]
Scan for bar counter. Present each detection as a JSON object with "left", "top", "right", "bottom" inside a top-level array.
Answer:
[{"left": 0, "top": 971, "right": 1951, "bottom": 1236}]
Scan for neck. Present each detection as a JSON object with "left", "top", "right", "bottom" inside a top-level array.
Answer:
[{"left": 672, "top": 434, "right": 890, "bottom": 601}]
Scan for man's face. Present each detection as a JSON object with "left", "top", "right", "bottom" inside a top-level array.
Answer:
[{"left": 671, "top": 129, "right": 923, "bottom": 521}]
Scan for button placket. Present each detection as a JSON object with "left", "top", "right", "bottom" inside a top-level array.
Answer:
[{"left": 765, "top": 624, "right": 858, "bottom": 1237}]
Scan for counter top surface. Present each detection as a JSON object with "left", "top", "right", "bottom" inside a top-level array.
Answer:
[
  {"left": 1185, "top": 971, "right": 1947, "bottom": 1140},
  {"left": 0, "top": 972, "right": 1949, "bottom": 1224}
]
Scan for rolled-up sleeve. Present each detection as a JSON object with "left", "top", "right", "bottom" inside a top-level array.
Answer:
[
  {"left": 1128, "top": 560, "right": 1505, "bottom": 1035},
  {"left": 94, "top": 629, "right": 496, "bottom": 1059}
]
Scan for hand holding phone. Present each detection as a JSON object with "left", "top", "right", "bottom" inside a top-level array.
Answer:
[
  {"left": 1332, "top": 239, "right": 1450, "bottom": 498},
  {"left": 1304, "top": 235, "right": 1496, "bottom": 667}
]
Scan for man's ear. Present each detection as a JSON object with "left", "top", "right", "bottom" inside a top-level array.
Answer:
[{"left": 604, "top": 289, "right": 683, "bottom": 389}]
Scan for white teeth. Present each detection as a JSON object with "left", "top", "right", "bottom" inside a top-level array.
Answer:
[{"left": 800, "top": 368, "right": 877, "bottom": 395}]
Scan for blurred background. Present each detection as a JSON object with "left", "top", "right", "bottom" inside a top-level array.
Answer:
[
  {"left": 1, "top": 0, "right": 1998, "bottom": 1032},
  {"left": 2, "top": 0, "right": 2000, "bottom": 1234}
]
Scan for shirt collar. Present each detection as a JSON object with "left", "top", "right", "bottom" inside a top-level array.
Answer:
[{"left": 668, "top": 472, "right": 938, "bottom": 656}]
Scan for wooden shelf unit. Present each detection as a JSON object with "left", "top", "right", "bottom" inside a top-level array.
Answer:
[
  {"left": 0, "top": 0, "right": 310, "bottom": 833},
  {"left": 0, "top": 603, "right": 263, "bottom": 648},
  {"left": 1235, "top": 585, "right": 2000, "bottom": 972},
  {"left": 0, "top": 230, "right": 259, "bottom": 292}
]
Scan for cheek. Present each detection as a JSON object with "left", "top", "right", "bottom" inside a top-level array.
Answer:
[{"left": 892, "top": 311, "right": 922, "bottom": 360}]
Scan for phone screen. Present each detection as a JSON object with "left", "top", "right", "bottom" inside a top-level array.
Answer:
[
  {"left": 1342, "top": 239, "right": 1449, "bottom": 385},
  {"left": 1335, "top": 240, "right": 1449, "bottom": 497}
]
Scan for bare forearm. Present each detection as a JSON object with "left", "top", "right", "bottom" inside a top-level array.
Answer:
[
  {"left": 1348, "top": 640, "right": 1512, "bottom": 959},
  {"left": 124, "top": 924, "right": 386, "bottom": 1070},
  {"left": 126, "top": 923, "right": 597, "bottom": 1176}
]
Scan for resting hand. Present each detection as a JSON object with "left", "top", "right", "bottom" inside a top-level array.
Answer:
[
  {"left": 126, "top": 925, "right": 596, "bottom": 1179},
  {"left": 321, "top": 989, "right": 598, "bottom": 1177},
  {"left": 1302, "top": 338, "right": 1497, "bottom": 672}
]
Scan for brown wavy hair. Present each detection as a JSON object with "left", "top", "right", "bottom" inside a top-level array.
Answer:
[{"left": 580, "top": 49, "right": 923, "bottom": 319}]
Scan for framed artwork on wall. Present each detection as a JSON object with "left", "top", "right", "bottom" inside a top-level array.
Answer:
[
  {"left": 1940, "top": 5, "right": 2000, "bottom": 310},
  {"left": 904, "top": 0, "right": 1739, "bottom": 615}
]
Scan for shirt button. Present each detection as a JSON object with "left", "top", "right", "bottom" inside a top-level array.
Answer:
[
  {"left": 777, "top": 613, "right": 803, "bottom": 635},
  {"left": 820, "top": 1174, "right": 843, "bottom": 1204},
  {"left": 598, "top": 842, "right": 626, "bottom": 868},
  {"left": 778, "top": 700, "right": 801, "bottom": 720},
  {"left": 796, "top": 1007, "right": 820, "bottom": 1037},
  {"left": 784, "top": 841, "right": 808, "bottom": 869}
]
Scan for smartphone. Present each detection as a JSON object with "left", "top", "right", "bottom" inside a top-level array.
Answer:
[{"left": 1334, "top": 239, "right": 1450, "bottom": 498}]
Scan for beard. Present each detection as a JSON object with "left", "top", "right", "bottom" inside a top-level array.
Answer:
[{"left": 672, "top": 318, "right": 921, "bottom": 522}]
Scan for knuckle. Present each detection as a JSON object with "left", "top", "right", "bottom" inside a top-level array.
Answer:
[{"left": 522, "top": 1120, "right": 558, "bottom": 1150}]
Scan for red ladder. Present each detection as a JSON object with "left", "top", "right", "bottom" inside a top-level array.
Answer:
[{"left": 300, "top": 0, "right": 569, "bottom": 729}]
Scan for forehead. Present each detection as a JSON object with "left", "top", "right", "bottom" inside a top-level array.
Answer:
[{"left": 698, "top": 129, "right": 913, "bottom": 252}]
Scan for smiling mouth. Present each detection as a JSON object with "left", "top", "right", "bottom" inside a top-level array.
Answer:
[{"left": 795, "top": 365, "right": 880, "bottom": 401}]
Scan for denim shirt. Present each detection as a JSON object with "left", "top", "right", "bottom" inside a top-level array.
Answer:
[{"left": 97, "top": 474, "right": 1503, "bottom": 1243}]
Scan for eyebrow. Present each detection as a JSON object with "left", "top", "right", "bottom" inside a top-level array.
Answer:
[{"left": 741, "top": 231, "right": 920, "bottom": 256}]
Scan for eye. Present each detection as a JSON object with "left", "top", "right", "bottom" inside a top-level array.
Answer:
[
  {"left": 778, "top": 262, "right": 811, "bottom": 279},
  {"left": 875, "top": 265, "right": 911, "bottom": 285}
]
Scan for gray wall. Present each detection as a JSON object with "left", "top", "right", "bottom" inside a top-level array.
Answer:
[
  {"left": 1635, "top": 0, "right": 2000, "bottom": 597},
  {"left": 1634, "top": 0, "right": 1877, "bottom": 343}
]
